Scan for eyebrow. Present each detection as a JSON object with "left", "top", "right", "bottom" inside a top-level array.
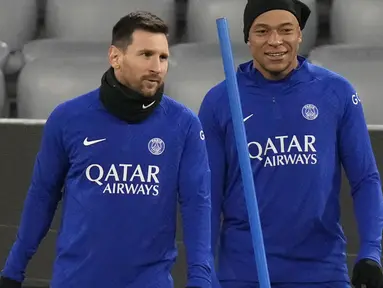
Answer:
[
  {"left": 253, "top": 22, "right": 294, "bottom": 29},
  {"left": 137, "top": 49, "right": 169, "bottom": 57}
]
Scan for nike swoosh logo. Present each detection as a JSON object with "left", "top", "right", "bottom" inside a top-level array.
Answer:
[
  {"left": 244, "top": 114, "right": 253, "bottom": 122},
  {"left": 142, "top": 101, "right": 156, "bottom": 109},
  {"left": 83, "top": 137, "right": 106, "bottom": 146}
]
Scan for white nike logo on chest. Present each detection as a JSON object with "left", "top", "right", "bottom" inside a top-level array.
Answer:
[
  {"left": 83, "top": 137, "right": 106, "bottom": 146},
  {"left": 244, "top": 114, "right": 254, "bottom": 122}
]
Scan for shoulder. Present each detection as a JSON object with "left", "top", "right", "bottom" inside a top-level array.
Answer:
[
  {"left": 160, "top": 94, "right": 202, "bottom": 129},
  {"left": 56, "top": 88, "right": 101, "bottom": 115},
  {"left": 307, "top": 62, "right": 357, "bottom": 96},
  {"left": 46, "top": 88, "right": 101, "bottom": 127},
  {"left": 160, "top": 94, "right": 198, "bottom": 121},
  {"left": 194, "top": 80, "right": 229, "bottom": 127},
  {"left": 306, "top": 62, "right": 359, "bottom": 110},
  {"left": 200, "top": 80, "right": 227, "bottom": 107}
]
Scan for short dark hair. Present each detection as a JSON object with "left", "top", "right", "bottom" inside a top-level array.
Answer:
[{"left": 112, "top": 11, "right": 169, "bottom": 49}]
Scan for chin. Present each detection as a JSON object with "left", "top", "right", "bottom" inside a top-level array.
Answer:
[
  {"left": 141, "top": 90, "right": 157, "bottom": 97},
  {"left": 267, "top": 62, "right": 291, "bottom": 73}
]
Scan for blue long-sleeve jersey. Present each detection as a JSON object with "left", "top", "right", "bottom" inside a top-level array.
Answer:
[
  {"left": 1, "top": 90, "right": 212, "bottom": 288},
  {"left": 198, "top": 56, "right": 383, "bottom": 284}
]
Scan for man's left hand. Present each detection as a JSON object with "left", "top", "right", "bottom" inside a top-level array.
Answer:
[{"left": 352, "top": 259, "right": 383, "bottom": 288}]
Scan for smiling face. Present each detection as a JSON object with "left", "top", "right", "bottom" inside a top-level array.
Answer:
[{"left": 247, "top": 9, "right": 302, "bottom": 80}]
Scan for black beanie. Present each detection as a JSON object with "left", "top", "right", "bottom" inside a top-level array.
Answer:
[{"left": 243, "top": 0, "right": 311, "bottom": 43}]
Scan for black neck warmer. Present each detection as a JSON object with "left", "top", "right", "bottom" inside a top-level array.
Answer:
[{"left": 99, "top": 67, "right": 164, "bottom": 123}]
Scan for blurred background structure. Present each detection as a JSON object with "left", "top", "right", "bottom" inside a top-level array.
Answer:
[{"left": 1, "top": 0, "right": 383, "bottom": 287}]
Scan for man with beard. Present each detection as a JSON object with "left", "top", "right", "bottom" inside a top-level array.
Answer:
[{"left": 0, "top": 11, "right": 213, "bottom": 288}]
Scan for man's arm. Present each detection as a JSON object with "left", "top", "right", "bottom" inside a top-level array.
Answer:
[
  {"left": 1, "top": 105, "right": 70, "bottom": 283},
  {"left": 198, "top": 93, "right": 226, "bottom": 261},
  {"left": 198, "top": 93, "right": 227, "bottom": 288},
  {"left": 178, "top": 112, "right": 212, "bottom": 288},
  {"left": 337, "top": 82, "right": 383, "bottom": 264}
]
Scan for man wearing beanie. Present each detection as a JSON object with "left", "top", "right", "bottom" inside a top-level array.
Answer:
[{"left": 199, "top": 0, "right": 383, "bottom": 287}]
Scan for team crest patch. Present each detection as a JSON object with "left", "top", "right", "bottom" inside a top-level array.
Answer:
[
  {"left": 148, "top": 138, "right": 165, "bottom": 155},
  {"left": 302, "top": 104, "right": 318, "bottom": 120}
]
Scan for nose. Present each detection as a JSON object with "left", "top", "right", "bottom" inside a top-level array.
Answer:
[
  {"left": 150, "top": 56, "right": 161, "bottom": 74},
  {"left": 267, "top": 30, "right": 283, "bottom": 47}
]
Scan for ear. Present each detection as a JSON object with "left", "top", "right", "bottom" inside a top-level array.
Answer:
[
  {"left": 298, "top": 29, "right": 303, "bottom": 44},
  {"left": 108, "top": 45, "right": 122, "bottom": 69}
]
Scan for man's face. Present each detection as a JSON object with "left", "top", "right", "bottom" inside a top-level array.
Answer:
[
  {"left": 247, "top": 10, "right": 302, "bottom": 80},
  {"left": 109, "top": 29, "right": 169, "bottom": 97}
]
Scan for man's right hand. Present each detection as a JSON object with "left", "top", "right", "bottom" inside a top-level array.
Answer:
[{"left": 0, "top": 277, "right": 22, "bottom": 288}]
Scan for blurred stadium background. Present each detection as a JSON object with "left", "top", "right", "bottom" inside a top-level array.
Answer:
[{"left": 0, "top": 0, "right": 383, "bottom": 287}]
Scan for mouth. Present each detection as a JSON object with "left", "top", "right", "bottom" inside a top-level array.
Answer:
[
  {"left": 144, "top": 79, "right": 160, "bottom": 85},
  {"left": 145, "top": 77, "right": 160, "bottom": 82},
  {"left": 265, "top": 52, "right": 288, "bottom": 60}
]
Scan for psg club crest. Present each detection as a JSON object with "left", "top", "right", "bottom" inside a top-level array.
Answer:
[
  {"left": 302, "top": 104, "right": 319, "bottom": 121},
  {"left": 148, "top": 138, "right": 165, "bottom": 155}
]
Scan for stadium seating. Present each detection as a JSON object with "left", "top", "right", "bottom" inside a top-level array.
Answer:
[
  {"left": 185, "top": 0, "right": 317, "bottom": 56},
  {"left": 0, "top": 41, "right": 9, "bottom": 71},
  {"left": 167, "top": 42, "right": 251, "bottom": 113},
  {"left": 309, "top": 44, "right": 383, "bottom": 125},
  {"left": 186, "top": 0, "right": 247, "bottom": 44},
  {"left": 299, "top": 0, "right": 318, "bottom": 56},
  {"left": 0, "top": 40, "right": 7, "bottom": 114},
  {"left": 45, "top": 0, "right": 176, "bottom": 42},
  {"left": 21, "top": 0, "right": 176, "bottom": 66},
  {"left": 37, "top": 0, "right": 46, "bottom": 20},
  {"left": 0, "top": 0, "right": 37, "bottom": 74},
  {"left": 330, "top": 0, "right": 383, "bottom": 44},
  {"left": 17, "top": 57, "right": 110, "bottom": 119},
  {"left": 23, "top": 39, "right": 109, "bottom": 64},
  {"left": 0, "top": 70, "right": 5, "bottom": 116},
  {"left": 170, "top": 41, "right": 251, "bottom": 65}
]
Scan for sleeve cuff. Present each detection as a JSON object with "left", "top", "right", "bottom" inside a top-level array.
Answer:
[
  {"left": 186, "top": 277, "right": 212, "bottom": 288},
  {"left": 357, "top": 243, "right": 382, "bottom": 265}
]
